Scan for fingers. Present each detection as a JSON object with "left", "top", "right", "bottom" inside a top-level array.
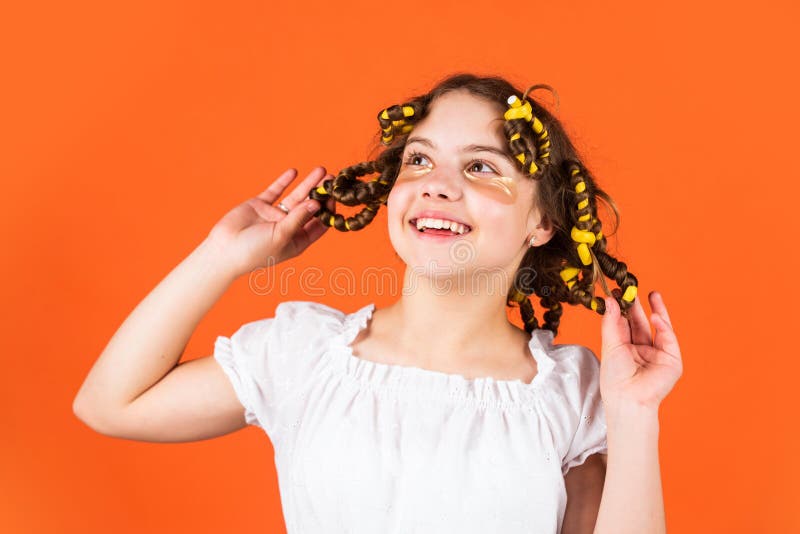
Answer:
[
  {"left": 300, "top": 181, "right": 335, "bottom": 243},
  {"left": 649, "top": 291, "right": 682, "bottom": 360},
  {"left": 651, "top": 313, "right": 682, "bottom": 365},
  {"left": 274, "top": 197, "right": 320, "bottom": 244},
  {"left": 601, "top": 295, "right": 632, "bottom": 354},
  {"left": 281, "top": 166, "right": 329, "bottom": 208},
  {"left": 649, "top": 291, "right": 673, "bottom": 329},
  {"left": 256, "top": 168, "right": 298, "bottom": 203},
  {"left": 302, "top": 211, "right": 330, "bottom": 243},
  {"left": 254, "top": 166, "right": 331, "bottom": 210},
  {"left": 627, "top": 293, "right": 653, "bottom": 346},
  {"left": 309, "top": 171, "right": 336, "bottom": 213}
]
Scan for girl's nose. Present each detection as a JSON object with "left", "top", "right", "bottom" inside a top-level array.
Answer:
[{"left": 419, "top": 168, "right": 463, "bottom": 201}]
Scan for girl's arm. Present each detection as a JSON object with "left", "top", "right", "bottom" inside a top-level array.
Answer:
[
  {"left": 72, "top": 237, "right": 237, "bottom": 427},
  {"left": 562, "top": 453, "right": 606, "bottom": 534},
  {"left": 592, "top": 401, "right": 664, "bottom": 534},
  {"left": 592, "top": 291, "right": 681, "bottom": 534},
  {"left": 73, "top": 167, "right": 332, "bottom": 439}
]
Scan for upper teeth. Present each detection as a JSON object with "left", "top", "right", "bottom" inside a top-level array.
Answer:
[{"left": 415, "top": 217, "right": 470, "bottom": 234}]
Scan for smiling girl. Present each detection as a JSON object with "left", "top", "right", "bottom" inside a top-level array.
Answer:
[{"left": 74, "top": 73, "right": 682, "bottom": 534}]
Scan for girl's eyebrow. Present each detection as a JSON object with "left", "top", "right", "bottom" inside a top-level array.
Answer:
[{"left": 406, "top": 136, "right": 515, "bottom": 166}]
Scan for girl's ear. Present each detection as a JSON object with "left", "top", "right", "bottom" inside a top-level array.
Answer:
[
  {"left": 539, "top": 212, "right": 554, "bottom": 232},
  {"left": 532, "top": 213, "right": 556, "bottom": 246}
]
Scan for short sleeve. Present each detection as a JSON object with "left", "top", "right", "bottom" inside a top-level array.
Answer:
[
  {"left": 212, "top": 300, "right": 348, "bottom": 441},
  {"left": 560, "top": 346, "right": 609, "bottom": 476},
  {"left": 213, "top": 317, "right": 277, "bottom": 432}
]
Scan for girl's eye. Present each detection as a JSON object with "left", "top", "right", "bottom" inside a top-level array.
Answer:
[
  {"left": 468, "top": 160, "right": 498, "bottom": 174},
  {"left": 404, "top": 152, "right": 430, "bottom": 167}
]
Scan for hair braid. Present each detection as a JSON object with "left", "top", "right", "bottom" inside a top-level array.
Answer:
[
  {"left": 560, "top": 161, "right": 639, "bottom": 316},
  {"left": 308, "top": 160, "right": 386, "bottom": 231},
  {"left": 593, "top": 239, "right": 639, "bottom": 316},
  {"left": 509, "top": 269, "right": 570, "bottom": 335},
  {"left": 502, "top": 85, "right": 555, "bottom": 178},
  {"left": 378, "top": 103, "right": 421, "bottom": 146},
  {"left": 538, "top": 294, "right": 564, "bottom": 334}
]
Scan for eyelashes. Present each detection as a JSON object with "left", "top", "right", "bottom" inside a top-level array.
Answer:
[{"left": 403, "top": 150, "right": 500, "bottom": 175}]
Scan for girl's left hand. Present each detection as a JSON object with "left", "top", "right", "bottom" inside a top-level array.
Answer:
[{"left": 599, "top": 290, "right": 683, "bottom": 412}]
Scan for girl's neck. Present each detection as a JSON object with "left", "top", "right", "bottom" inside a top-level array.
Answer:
[{"left": 372, "top": 274, "right": 530, "bottom": 369}]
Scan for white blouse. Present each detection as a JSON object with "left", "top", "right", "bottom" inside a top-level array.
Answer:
[{"left": 213, "top": 300, "right": 608, "bottom": 534}]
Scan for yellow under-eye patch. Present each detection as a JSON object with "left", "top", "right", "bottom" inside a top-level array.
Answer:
[{"left": 396, "top": 161, "right": 519, "bottom": 200}]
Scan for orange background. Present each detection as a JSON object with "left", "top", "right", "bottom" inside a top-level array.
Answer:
[{"left": 2, "top": 0, "right": 797, "bottom": 532}]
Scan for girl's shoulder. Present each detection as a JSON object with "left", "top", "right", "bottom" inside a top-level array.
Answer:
[
  {"left": 212, "top": 300, "right": 369, "bottom": 438},
  {"left": 541, "top": 335, "right": 603, "bottom": 400},
  {"left": 273, "top": 299, "right": 353, "bottom": 322},
  {"left": 251, "top": 300, "right": 374, "bottom": 354},
  {"left": 217, "top": 300, "right": 360, "bottom": 371},
  {"left": 270, "top": 300, "right": 370, "bottom": 336}
]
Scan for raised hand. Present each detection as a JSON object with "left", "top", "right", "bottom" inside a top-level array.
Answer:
[
  {"left": 207, "top": 166, "right": 335, "bottom": 276},
  {"left": 599, "top": 291, "right": 683, "bottom": 411}
]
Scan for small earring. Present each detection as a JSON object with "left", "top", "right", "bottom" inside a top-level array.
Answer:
[{"left": 529, "top": 235, "right": 537, "bottom": 247}]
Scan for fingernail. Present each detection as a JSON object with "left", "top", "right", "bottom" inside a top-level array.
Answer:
[{"left": 305, "top": 200, "right": 319, "bottom": 213}]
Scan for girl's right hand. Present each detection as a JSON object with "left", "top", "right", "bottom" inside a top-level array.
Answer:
[{"left": 206, "top": 166, "right": 335, "bottom": 276}]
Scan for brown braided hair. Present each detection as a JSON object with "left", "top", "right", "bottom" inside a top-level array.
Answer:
[{"left": 307, "top": 72, "right": 639, "bottom": 337}]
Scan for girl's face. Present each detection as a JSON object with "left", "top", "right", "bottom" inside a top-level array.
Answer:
[{"left": 387, "top": 89, "right": 548, "bottom": 281}]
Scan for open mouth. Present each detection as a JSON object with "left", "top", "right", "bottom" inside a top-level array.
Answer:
[{"left": 409, "top": 218, "right": 472, "bottom": 236}]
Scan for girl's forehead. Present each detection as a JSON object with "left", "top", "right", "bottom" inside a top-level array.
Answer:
[
  {"left": 410, "top": 103, "right": 508, "bottom": 149},
  {"left": 403, "top": 120, "right": 512, "bottom": 161},
  {"left": 408, "top": 119, "right": 505, "bottom": 143}
]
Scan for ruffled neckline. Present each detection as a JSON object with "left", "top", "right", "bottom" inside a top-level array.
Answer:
[{"left": 325, "top": 302, "right": 558, "bottom": 409}]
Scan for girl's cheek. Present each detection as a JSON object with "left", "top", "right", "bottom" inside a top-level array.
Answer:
[
  {"left": 386, "top": 179, "right": 413, "bottom": 205},
  {"left": 462, "top": 171, "right": 518, "bottom": 201},
  {"left": 395, "top": 166, "right": 432, "bottom": 185}
]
